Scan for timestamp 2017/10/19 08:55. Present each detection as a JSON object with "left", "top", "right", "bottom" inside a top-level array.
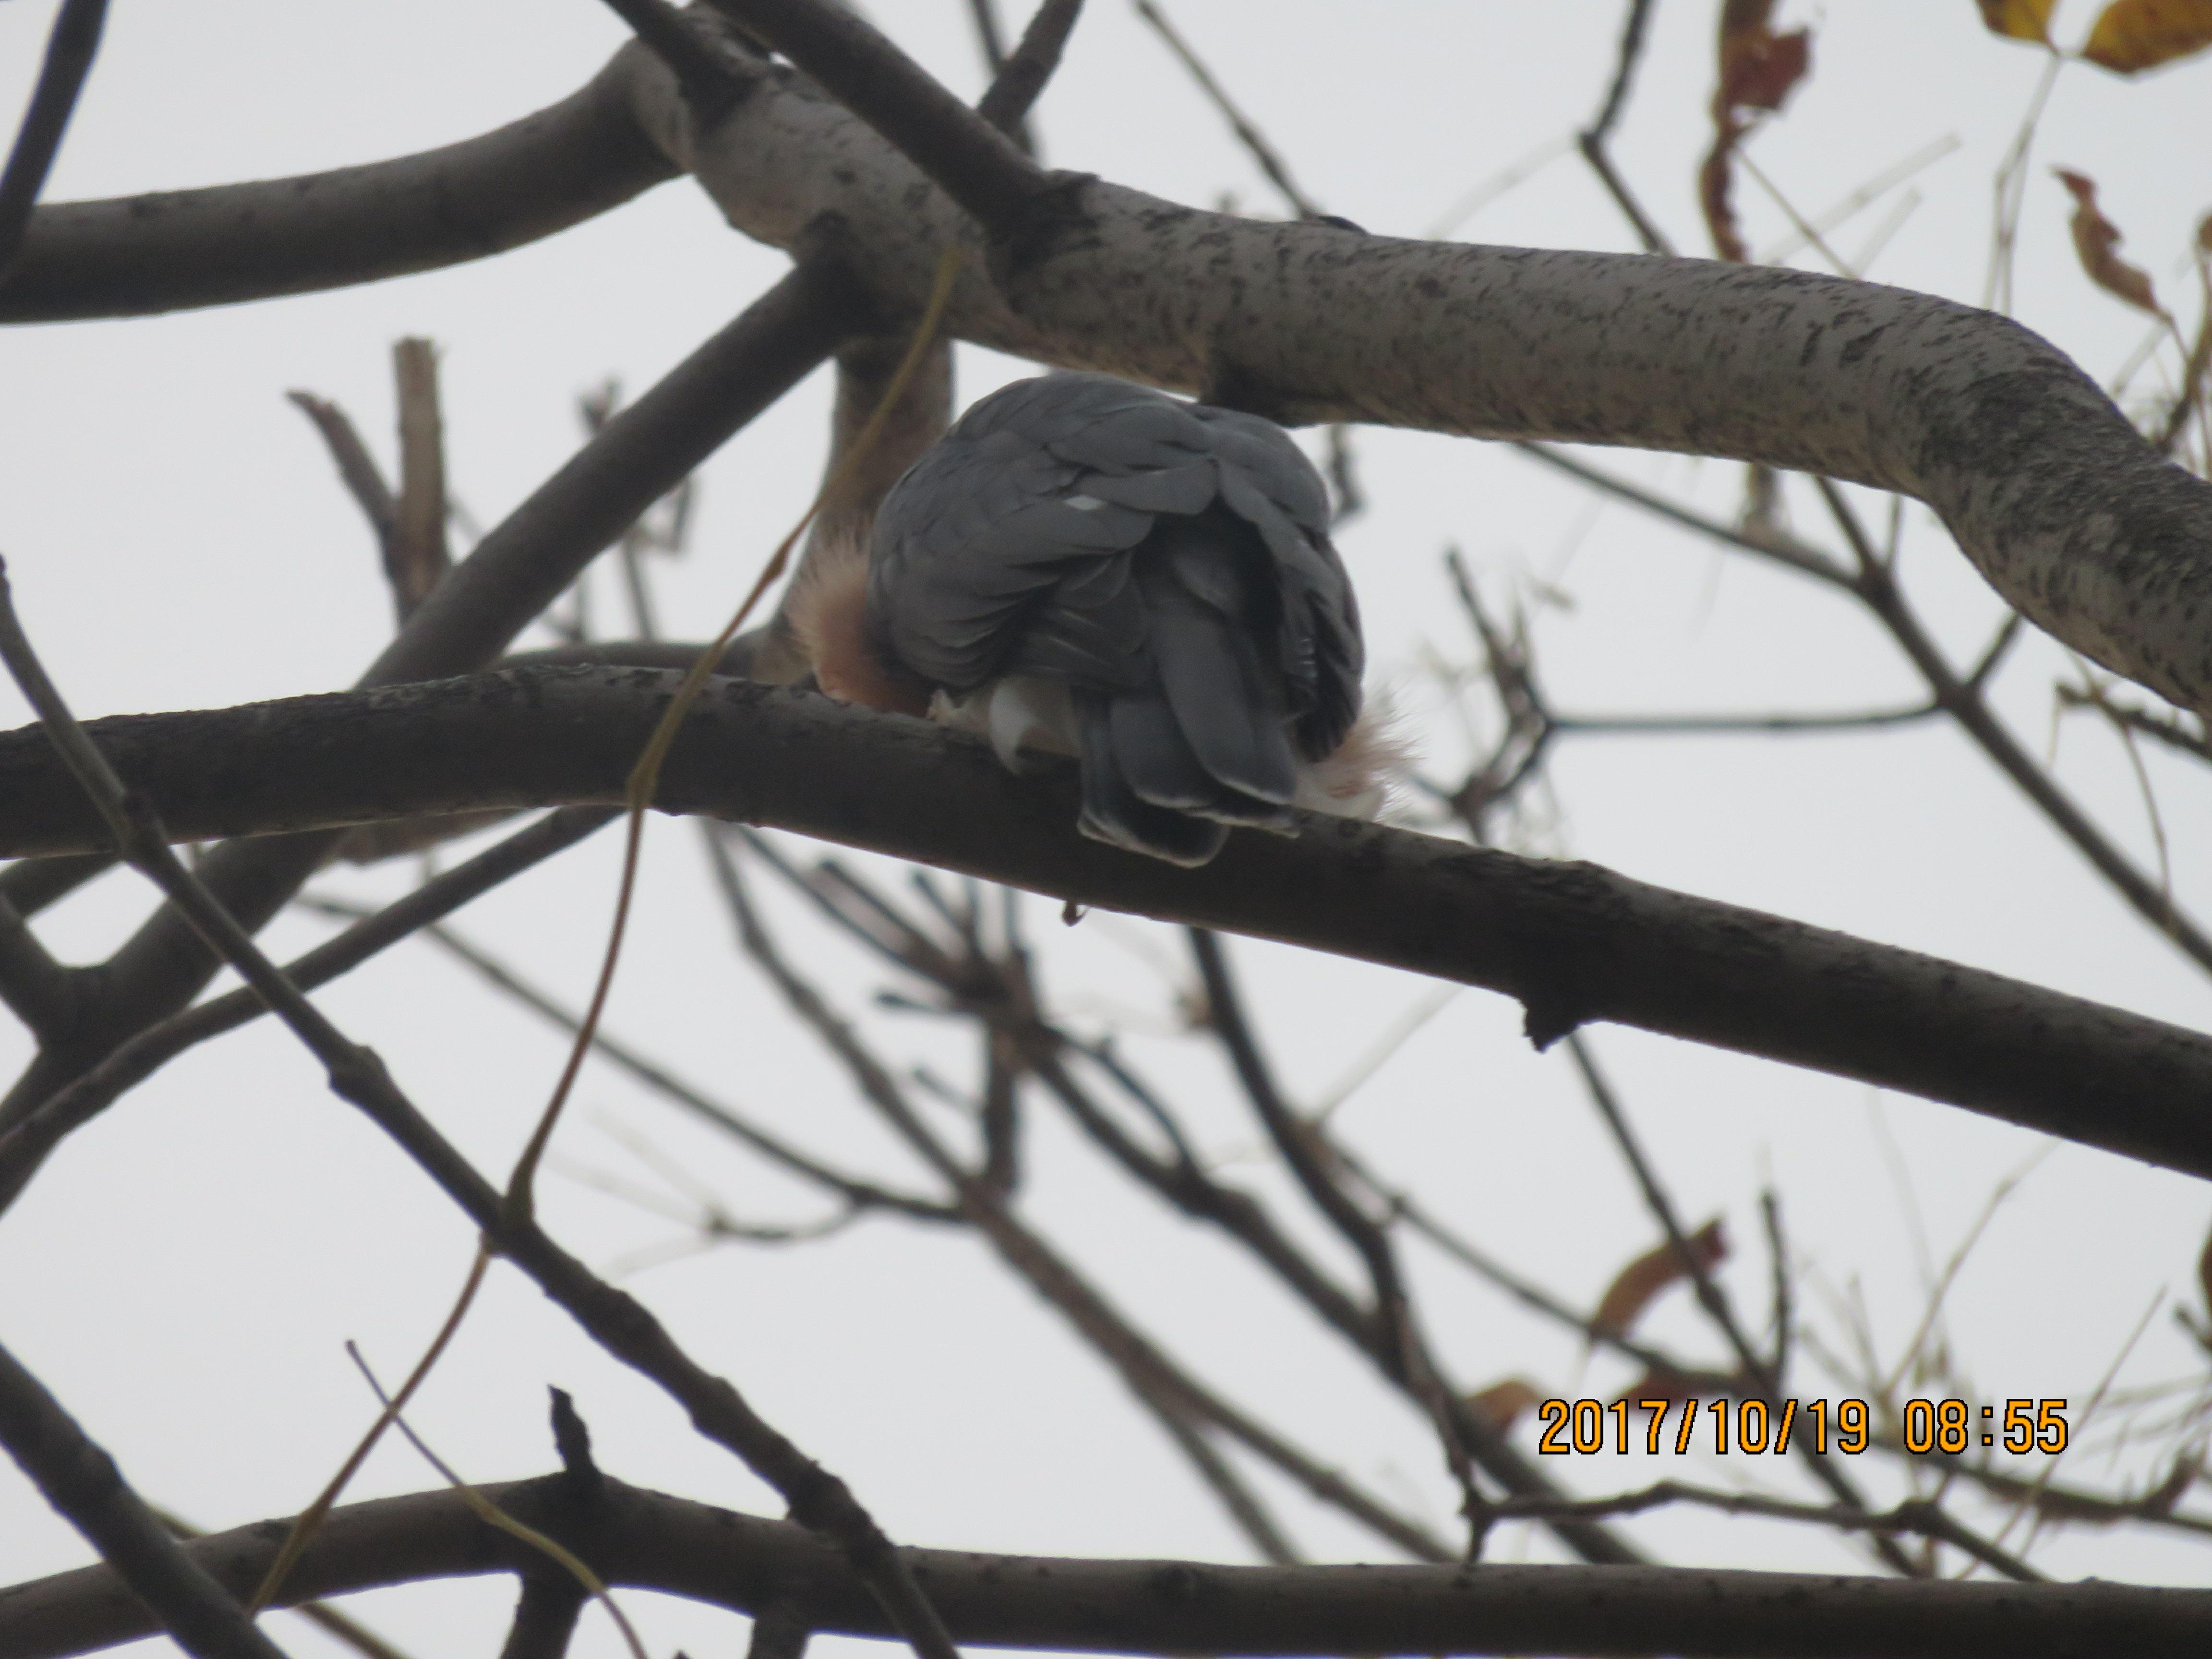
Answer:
[{"left": 1533, "top": 1396, "right": 2070, "bottom": 1456}]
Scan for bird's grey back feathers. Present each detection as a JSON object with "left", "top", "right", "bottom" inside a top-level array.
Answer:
[{"left": 870, "top": 372, "right": 1363, "bottom": 864}]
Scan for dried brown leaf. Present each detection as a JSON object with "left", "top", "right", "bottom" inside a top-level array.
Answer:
[
  {"left": 1618, "top": 1365, "right": 1707, "bottom": 1405},
  {"left": 1978, "top": 0, "right": 2058, "bottom": 43},
  {"left": 2082, "top": 0, "right": 2212, "bottom": 73},
  {"left": 1592, "top": 1217, "right": 1729, "bottom": 1339},
  {"left": 1702, "top": 2, "right": 1815, "bottom": 262},
  {"left": 2054, "top": 168, "right": 2165, "bottom": 316},
  {"left": 1464, "top": 1378, "right": 1542, "bottom": 1431}
]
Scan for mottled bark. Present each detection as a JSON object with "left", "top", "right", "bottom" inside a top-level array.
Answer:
[{"left": 627, "top": 31, "right": 2212, "bottom": 714}]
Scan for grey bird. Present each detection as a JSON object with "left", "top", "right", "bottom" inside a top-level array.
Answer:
[{"left": 792, "top": 372, "right": 1389, "bottom": 866}]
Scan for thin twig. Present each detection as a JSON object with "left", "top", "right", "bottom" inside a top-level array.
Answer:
[
  {"left": 1564, "top": 1032, "right": 1930, "bottom": 1578},
  {"left": 1577, "top": 0, "right": 1672, "bottom": 256},
  {"left": 0, "top": 1336, "right": 288, "bottom": 1659},
  {"left": 288, "top": 391, "right": 398, "bottom": 553},
  {"left": 0, "top": 809, "right": 616, "bottom": 1215},
  {"left": 1485, "top": 1477, "right": 2042, "bottom": 1582},
  {"left": 706, "top": 834, "right": 1455, "bottom": 1564},
  {"left": 390, "top": 339, "right": 452, "bottom": 621},
  {"left": 1131, "top": 0, "right": 1321, "bottom": 221}
]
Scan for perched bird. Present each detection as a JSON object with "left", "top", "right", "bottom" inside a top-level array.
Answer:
[{"left": 791, "top": 372, "right": 1393, "bottom": 866}]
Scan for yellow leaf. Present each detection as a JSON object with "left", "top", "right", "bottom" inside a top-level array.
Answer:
[
  {"left": 1977, "top": 0, "right": 2057, "bottom": 44},
  {"left": 2082, "top": 0, "right": 2212, "bottom": 72}
]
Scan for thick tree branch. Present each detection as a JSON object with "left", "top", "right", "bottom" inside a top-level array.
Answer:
[
  {"left": 635, "top": 10, "right": 2212, "bottom": 714},
  {"left": 0, "top": 47, "right": 678, "bottom": 321},
  {"left": 8, "top": 1476, "right": 2212, "bottom": 1659},
  {"left": 2, "top": 666, "right": 2209, "bottom": 1176}
]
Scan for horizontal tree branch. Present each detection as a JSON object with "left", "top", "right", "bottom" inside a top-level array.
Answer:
[
  {"left": 7, "top": 1474, "right": 2212, "bottom": 1659},
  {"left": 631, "top": 9, "right": 2212, "bottom": 714},
  {"left": 0, "top": 46, "right": 679, "bottom": 321},
  {"left": 0, "top": 665, "right": 2208, "bottom": 1177}
]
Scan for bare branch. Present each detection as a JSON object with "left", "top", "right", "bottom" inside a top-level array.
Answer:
[
  {"left": 656, "top": 17, "right": 2212, "bottom": 714},
  {"left": 1577, "top": 0, "right": 1673, "bottom": 256},
  {"left": 706, "top": 833, "right": 1455, "bottom": 1563},
  {"left": 366, "top": 910, "right": 959, "bottom": 1225},
  {"left": 0, "top": 47, "right": 677, "bottom": 321},
  {"left": 703, "top": 0, "right": 1048, "bottom": 238},
  {"left": 0, "top": 263, "right": 858, "bottom": 1157},
  {"left": 6, "top": 666, "right": 2212, "bottom": 1177},
  {"left": 972, "top": 0, "right": 1084, "bottom": 148},
  {"left": 1565, "top": 1033, "right": 1921, "bottom": 1577},
  {"left": 596, "top": 0, "right": 749, "bottom": 122},
  {"left": 390, "top": 340, "right": 453, "bottom": 621},
  {"left": 1188, "top": 930, "right": 1491, "bottom": 1546},
  {"left": 12, "top": 1475, "right": 2212, "bottom": 1659},
  {"left": 287, "top": 392, "right": 399, "bottom": 555},
  {"left": 1131, "top": 0, "right": 1322, "bottom": 221},
  {"left": 0, "top": 886, "right": 77, "bottom": 1043},
  {"left": 1485, "top": 1478, "right": 2039, "bottom": 1582}
]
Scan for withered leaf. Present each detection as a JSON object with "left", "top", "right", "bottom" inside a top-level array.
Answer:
[
  {"left": 1718, "top": 1, "right": 1814, "bottom": 113},
  {"left": 2054, "top": 168, "right": 2166, "bottom": 316},
  {"left": 2082, "top": 0, "right": 2212, "bottom": 73},
  {"left": 1703, "top": 2, "right": 1815, "bottom": 263},
  {"left": 1977, "top": 0, "right": 2058, "bottom": 43},
  {"left": 1619, "top": 1366, "right": 1707, "bottom": 1405},
  {"left": 1464, "top": 1378, "right": 1542, "bottom": 1432},
  {"left": 1592, "top": 1217, "right": 1729, "bottom": 1339}
]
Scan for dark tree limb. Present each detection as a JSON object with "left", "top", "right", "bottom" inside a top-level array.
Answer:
[
  {"left": 496, "top": 1576, "right": 586, "bottom": 1659},
  {"left": 702, "top": 0, "right": 1049, "bottom": 238},
  {"left": 0, "top": 0, "right": 108, "bottom": 285},
  {"left": 3, "top": 665, "right": 2208, "bottom": 1176},
  {"left": 0, "top": 1338, "right": 289, "bottom": 1659},
  {"left": 9, "top": 1475, "right": 2212, "bottom": 1659},
  {"left": 0, "top": 890, "right": 77, "bottom": 1044},
  {"left": 0, "top": 48, "right": 678, "bottom": 321},
  {"left": 972, "top": 0, "right": 1083, "bottom": 150}
]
